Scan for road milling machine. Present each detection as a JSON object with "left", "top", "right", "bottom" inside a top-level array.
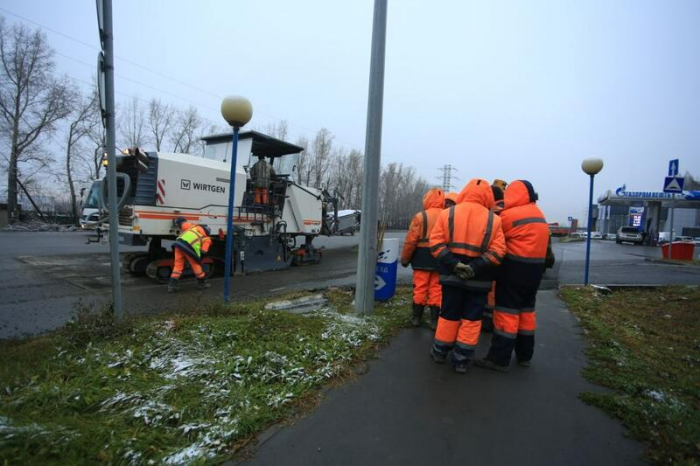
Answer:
[{"left": 97, "top": 131, "right": 346, "bottom": 281}]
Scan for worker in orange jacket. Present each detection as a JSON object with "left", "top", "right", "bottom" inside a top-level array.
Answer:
[
  {"left": 429, "top": 179, "right": 506, "bottom": 374},
  {"left": 444, "top": 192, "right": 459, "bottom": 209},
  {"left": 401, "top": 188, "right": 445, "bottom": 328},
  {"left": 482, "top": 182, "right": 506, "bottom": 333},
  {"left": 476, "top": 180, "right": 549, "bottom": 372},
  {"left": 168, "top": 217, "right": 213, "bottom": 293}
]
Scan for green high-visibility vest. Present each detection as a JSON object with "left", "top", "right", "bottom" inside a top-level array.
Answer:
[{"left": 179, "top": 226, "right": 205, "bottom": 258}]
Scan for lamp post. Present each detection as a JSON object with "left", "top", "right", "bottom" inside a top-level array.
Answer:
[
  {"left": 220, "top": 96, "right": 253, "bottom": 303},
  {"left": 581, "top": 158, "right": 603, "bottom": 285}
]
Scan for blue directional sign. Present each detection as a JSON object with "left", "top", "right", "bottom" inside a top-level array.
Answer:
[
  {"left": 663, "top": 176, "right": 684, "bottom": 193},
  {"left": 668, "top": 159, "right": 679, "bottom": 177}
]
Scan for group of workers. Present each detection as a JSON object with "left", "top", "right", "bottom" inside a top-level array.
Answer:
[
  {"left": 163, "top": 172, "right": 549, "bottom": 375},
  {"left": 401, "top": 178, "right": 550, "bottom": 374}
]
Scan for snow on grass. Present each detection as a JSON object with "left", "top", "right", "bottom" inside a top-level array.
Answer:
[{"left": 0, "top": 290, "right": 412, "bottom": 464}]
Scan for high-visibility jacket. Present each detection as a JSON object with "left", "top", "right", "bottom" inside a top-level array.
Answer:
[
  {"left": 401, "top": 188, "right": 445, "bottom": 270},
  {"left": 429, "top": 179, "right": 506, "bottom": 292},
  {"left": 172, "top": 222, "right": 212, "bottom": 263},
  {"left": 498, "top": 180, "right": 549, "bottom": 288}
]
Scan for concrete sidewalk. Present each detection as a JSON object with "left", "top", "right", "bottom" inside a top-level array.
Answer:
[{"left": 239, "top": 291, "right": 644, "bottom": 466}]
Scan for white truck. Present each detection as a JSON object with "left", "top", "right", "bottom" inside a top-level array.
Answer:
[{"left": 98, "top": 131, "right": 344, "bottom": 281}]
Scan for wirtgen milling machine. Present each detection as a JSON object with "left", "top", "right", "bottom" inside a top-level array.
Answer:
[{"left": 98, "top": 131, "right": 347, "bottom": 281}]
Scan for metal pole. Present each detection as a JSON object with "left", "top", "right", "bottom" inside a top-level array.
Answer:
[
  {"left": 103, "top": 0, "right": 122, "bottom": 316},
  {"left": 584, "top": 174, "right": 595, "bottom": 285},
  {"left": 668, "top": 200, "right": 675, "bottom": 259},
  {"left": 224, "top": 127, "right": 240, "bottom": 303},
  {"left": 355, "top": 0, "right": 388, "bottom": 315}
]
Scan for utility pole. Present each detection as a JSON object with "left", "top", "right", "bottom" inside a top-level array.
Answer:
[
  {"left": 355, "top": 0, "right": 388, "bottom": 316},
  {"left": 437, "top": 164, "right": 458, "bottom": 192},
  {"left": 97, "top": 0, "right": 123, "bottom": 317}
]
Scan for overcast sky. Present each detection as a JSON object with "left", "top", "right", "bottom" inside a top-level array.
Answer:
[{"left": 2, "top": 0, "right": 699, "bottom": 223}]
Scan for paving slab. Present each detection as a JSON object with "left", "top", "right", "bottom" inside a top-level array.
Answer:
[{"left": 240, "top": 290, "right": 644, "bottom": 466}]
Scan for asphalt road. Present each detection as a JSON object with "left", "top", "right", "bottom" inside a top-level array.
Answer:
[{"left": 1, "top": 232, "right": 698, "bottom": 339}]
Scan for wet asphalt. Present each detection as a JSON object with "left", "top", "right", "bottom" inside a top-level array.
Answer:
[{"left": 0, "top": 232, "right": 698, "bottom": 340}]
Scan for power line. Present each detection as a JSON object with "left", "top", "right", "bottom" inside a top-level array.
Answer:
[
  {"left": 0, "top": 7, "right": 369, "bottom": 151},
  {"left": 1, "top": 6, "right": 420, "bottom": 163}
]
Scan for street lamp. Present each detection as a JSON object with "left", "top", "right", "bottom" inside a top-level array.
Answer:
[
  {"left": 581, "top": 158, "right": 603, "bottom": 286},
  {"left": 221, "top": 95, "right": 253, "bottom": 303}
]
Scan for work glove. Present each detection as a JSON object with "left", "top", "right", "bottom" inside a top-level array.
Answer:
[{"left": 454, "top": 263, "right": 475, "bottom": 280}]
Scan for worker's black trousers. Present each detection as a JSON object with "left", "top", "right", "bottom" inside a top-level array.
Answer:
[{"left": 486, "top": 282, "right": 538, "bottom": 367}]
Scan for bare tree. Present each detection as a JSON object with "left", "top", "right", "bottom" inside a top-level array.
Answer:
[
  {"left": 0, "top": 18, "right": 75, "bottom": 223},
  {"left": 170, "top": 105, "right": 202, "bottom": 154},
  {"left": 118, "top": 96, "right": 150, "bottom": 149},
  {"left": 263, "top": 120, "right": 289, "bottom": 141},
  {"left": 311, "top": 127, "right": 333, "bottom": 189},
  {"left": 148, "top": 98, "right": 175, "bottom": 151},
  {"left": 295, "top": 136, "right": 310, "bottom": 185},
  {"left": 64, "top": 90, "right": 98, "bottom": 225}
]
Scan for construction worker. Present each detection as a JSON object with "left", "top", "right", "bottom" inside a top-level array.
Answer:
[
  {"left": 249, "top": 154, "right": 276, "bottom": 205},
  {"left": 482, "top": 183, "right": 505, "bottom": 333},
  {"left": 400, "top": 188, "right": 445, "bottom": 329},
  {"left": 168, "top": 217, "right": 212, "bottom": 293},
  {"left": 429, "top": 179, "right": 506, "bottom": 374},
  {"left": 444, "top": 192, "right": 459, "bottom": 209},
  {"left": 476, "top": 180, "right": 549, "bottom": 372},
  {"left": 492, "top": 179, "right": 507, "bottom": 210}
]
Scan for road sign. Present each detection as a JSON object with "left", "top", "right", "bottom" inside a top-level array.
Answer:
[
  {"left": 567, "top": 216, "right": 573, "bottom": 222},
  {"left": 663, "top": 176, "right": 684, "bottom": 193},
  {"left": 668, "top": 159, "right": 679, "bottom": 177}
]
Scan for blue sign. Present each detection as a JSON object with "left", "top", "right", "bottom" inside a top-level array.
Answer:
[
  {"left": 668, "top": 159, "right": 679, "bottom": 177},
  {"left": 663, "top": 177, "right": 684, "bottom": 193},
  {"left": 567, "top": 216, "right": 573, "bottom": 222}
]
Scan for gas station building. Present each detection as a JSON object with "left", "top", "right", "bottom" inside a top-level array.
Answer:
[{"left": 596, "top": 185, "right": 700, "bottom": 240}]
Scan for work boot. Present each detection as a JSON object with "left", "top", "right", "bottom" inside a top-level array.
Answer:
[
  {"left": 474, "top": 358, "right": 509, "bottom": 373},
  {"left": 167, "top": 278, "right": 180, "bottom": 294},
  {"left": 430, "top": 347, "right": 446, "bottom": 364},
  {"left": 517, "top": 359, "right": 531, "bottom": 368},
  {"left": 197, "top": 278, "right": 211, "bottom": 290},
  {"left": 429, "top": 306, "right": 440, "bottom": 330},
  {"left": 454, "top": 362, "right": 469, "bottom": 374},
  {"left": 411, "top": 303, "right": 424, "bottom": 327}
]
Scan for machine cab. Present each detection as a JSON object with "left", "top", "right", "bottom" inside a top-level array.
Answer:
[{"left": 201, "top": 131, "right": 304, "bottom": 214}]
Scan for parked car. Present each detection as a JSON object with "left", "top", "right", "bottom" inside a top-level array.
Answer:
[
  {"left": 694, "top": 237, "right": 700, "bottom": 247},
  {"left": 590, "top": 232, "right": 603, "bottom": 239},
  {"left": 616, "top": 227, "right": 643, "bottom": 245},
  {"left": 674, "top": 236, "right": 694, "bottom": 243}
]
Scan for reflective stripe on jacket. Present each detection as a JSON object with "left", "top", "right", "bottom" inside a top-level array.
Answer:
[
  {"left": 401, "top": 188, "right": 445, "bottom": 270},
  {"left": 498, "top": 180, "right": 549, "bottom": 289},
  {"left": 429, "top": 179, "right": 506, "bottom": 291}
]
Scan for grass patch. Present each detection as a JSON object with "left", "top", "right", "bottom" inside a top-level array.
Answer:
[
  {"left": 560, "top": 285, "right": 700, "bottom": 464},
  {"left": 0, "top": 287, "right": 412, "bottom": 464}
]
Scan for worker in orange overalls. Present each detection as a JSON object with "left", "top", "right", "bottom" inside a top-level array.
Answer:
[
  {"left": 444, "top": 192, "right": 459, "bottom": 209},
  {"left": 168, "top": 217, "right": 212, "bottom": 293},
  {"left": 250, "top": 154, "right": 276, "bottom": 205},
  {"left": 401, "top": 188, "right": 445, "bottom": 328},
  {"left": 482, "top": 181, "right": 506, "bottom": 333},
  {"left": 429, "top": 179, "right": 506, "bottom": 374},
  {"left": 476, "top": 180, "right": 549, "bottom": 372}
]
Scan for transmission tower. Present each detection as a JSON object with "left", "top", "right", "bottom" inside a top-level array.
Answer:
[{"left": 437, "top": 165, "right": 459, "bottom": 192}]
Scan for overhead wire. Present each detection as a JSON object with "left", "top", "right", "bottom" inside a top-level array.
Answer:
[{"left": 0, "top": 5, "right": 422, "bottom": 166}]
